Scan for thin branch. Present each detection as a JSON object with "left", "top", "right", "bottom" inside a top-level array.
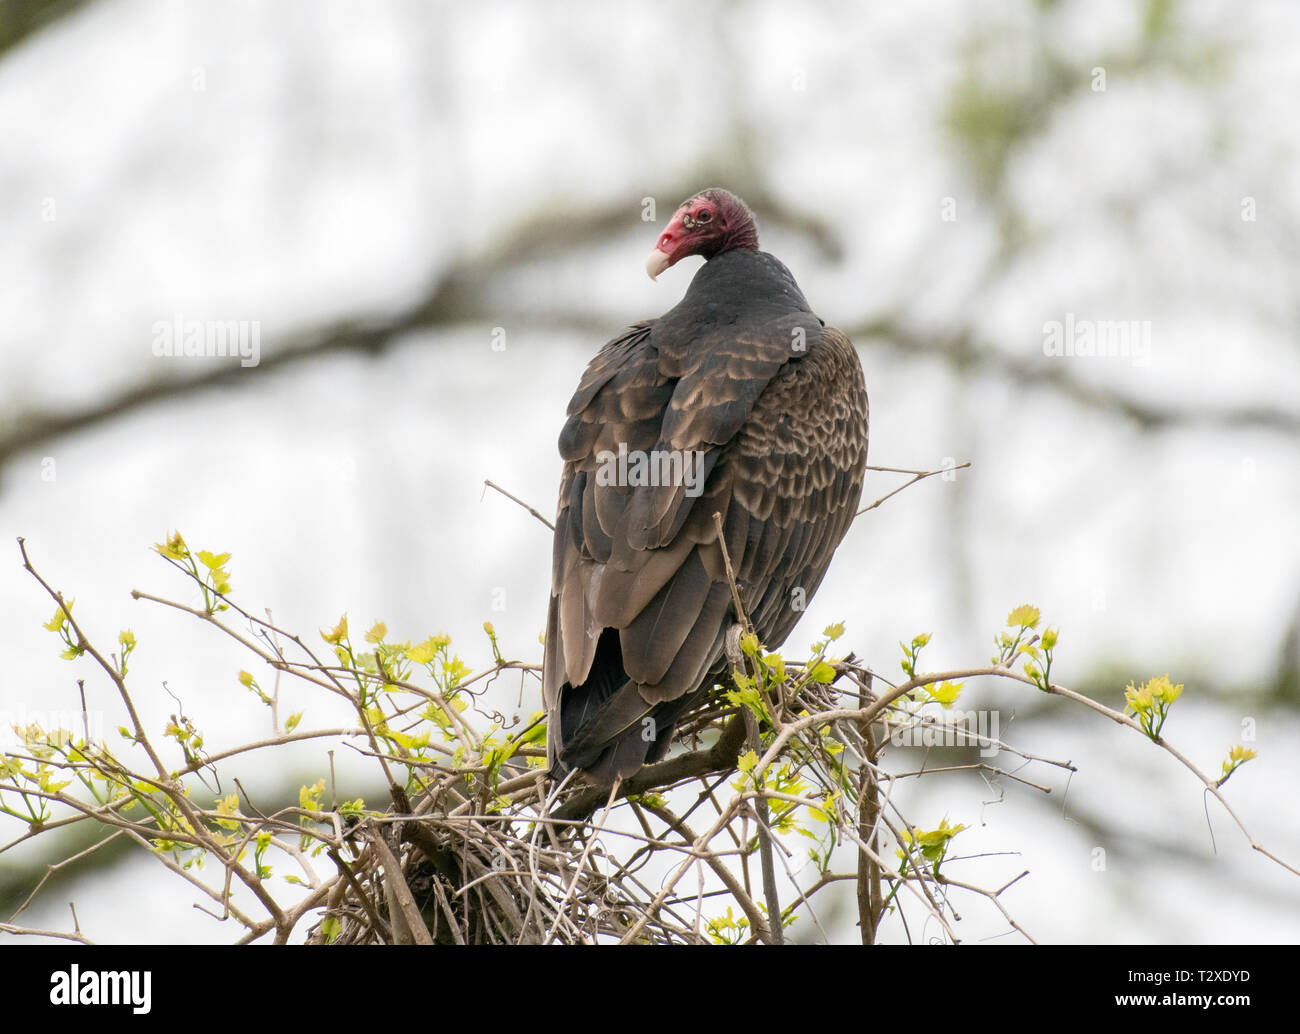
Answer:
[
  {"left": 483, "top": 479, "right": 555, "bottom": 532},
  {"left": 856, "top": 462, "right": 971, "bottom": 517}
]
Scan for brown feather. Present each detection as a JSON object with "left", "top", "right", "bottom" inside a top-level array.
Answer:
[{"left": 543, "top": 249, "right": 869, "bottom": 786}]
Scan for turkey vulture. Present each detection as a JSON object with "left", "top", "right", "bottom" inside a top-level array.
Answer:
[{"left": 543, "top": 188, "right": 868, "bottom": 786}]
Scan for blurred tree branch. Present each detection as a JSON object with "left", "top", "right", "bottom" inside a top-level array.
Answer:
[
  {"left": 847, "top": 316, "right": 1300, "bottom": 435},
  {"left": 0, "top": 183, "right": 840, "bottom": 472},
  {"left": 4, "top": 205, "right": 1296, "bottom": 477}
]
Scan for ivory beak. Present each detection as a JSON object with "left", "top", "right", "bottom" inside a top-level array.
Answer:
[{"left": 645, "top": 248, "right": 672, "bottom": 281}]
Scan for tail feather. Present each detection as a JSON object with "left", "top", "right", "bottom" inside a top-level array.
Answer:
[
  {"left": 560, "top": 679, "right": 654, "bottom": 770},
  {"left": 553, "top": 616, "right": 733, "bottom": 786},
  {"left": 554, "top": 627, "right": 659, "bottom": 784}
]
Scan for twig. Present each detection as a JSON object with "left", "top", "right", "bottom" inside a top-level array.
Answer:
[
  {"left": 483, "top": 479, "right": 555, "bottom": 532},
  {"left": 712, "top": 510, "right": 782, "bottom": 944},
  {"left": 856, "top": 462, "right": 971, "bottom": 517}
]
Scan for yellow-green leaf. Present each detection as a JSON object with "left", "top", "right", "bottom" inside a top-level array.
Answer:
[
  {"left": 928, "top": 680, "right": 963, "bottom": 706},
  {"left": 156, "top": 530, "right": 188, "bottom": 561},
  {"left": 1006, "top": 604, "right": 1040, "bottom": 629},
  {"left": 809, "top": 661, "right": 836, "bottom": 684},
  {"left": 321, "top": 615, "right": 349, "bottom": 645},
  {"left": 42, "top": 601, "right": 72, "bottom": 633}
]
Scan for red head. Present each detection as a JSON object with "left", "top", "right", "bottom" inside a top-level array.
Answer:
[{"left": 645, "top": 188, "right": 759, "bottom": 280}]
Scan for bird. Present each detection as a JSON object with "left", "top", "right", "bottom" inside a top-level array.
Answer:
[{"left": 543, "top": 188, "right": 869, "bottom": 786}]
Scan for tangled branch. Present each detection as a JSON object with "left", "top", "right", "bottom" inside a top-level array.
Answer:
[{"left": 1, "top": 472, "right": 1288, "bottom": 944}]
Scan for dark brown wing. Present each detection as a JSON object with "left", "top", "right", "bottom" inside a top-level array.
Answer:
[
  {"left": 715, "top": 327, "right": 869, "bottom": 651},
  {"left": 544, "top": 322, "right": 868, "bottom": 783}
]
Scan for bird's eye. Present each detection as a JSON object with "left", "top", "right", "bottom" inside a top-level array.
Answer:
[{"left": 696, "top": 209, "right": 711, "bottom": 223}]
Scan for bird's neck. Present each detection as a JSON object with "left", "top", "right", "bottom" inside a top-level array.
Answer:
[
  {"left": 684, "top": 250, "right": 812, "bottom": 317},
  {"left": 718, "top": 222, "right": 759, "bottom": 254}
]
